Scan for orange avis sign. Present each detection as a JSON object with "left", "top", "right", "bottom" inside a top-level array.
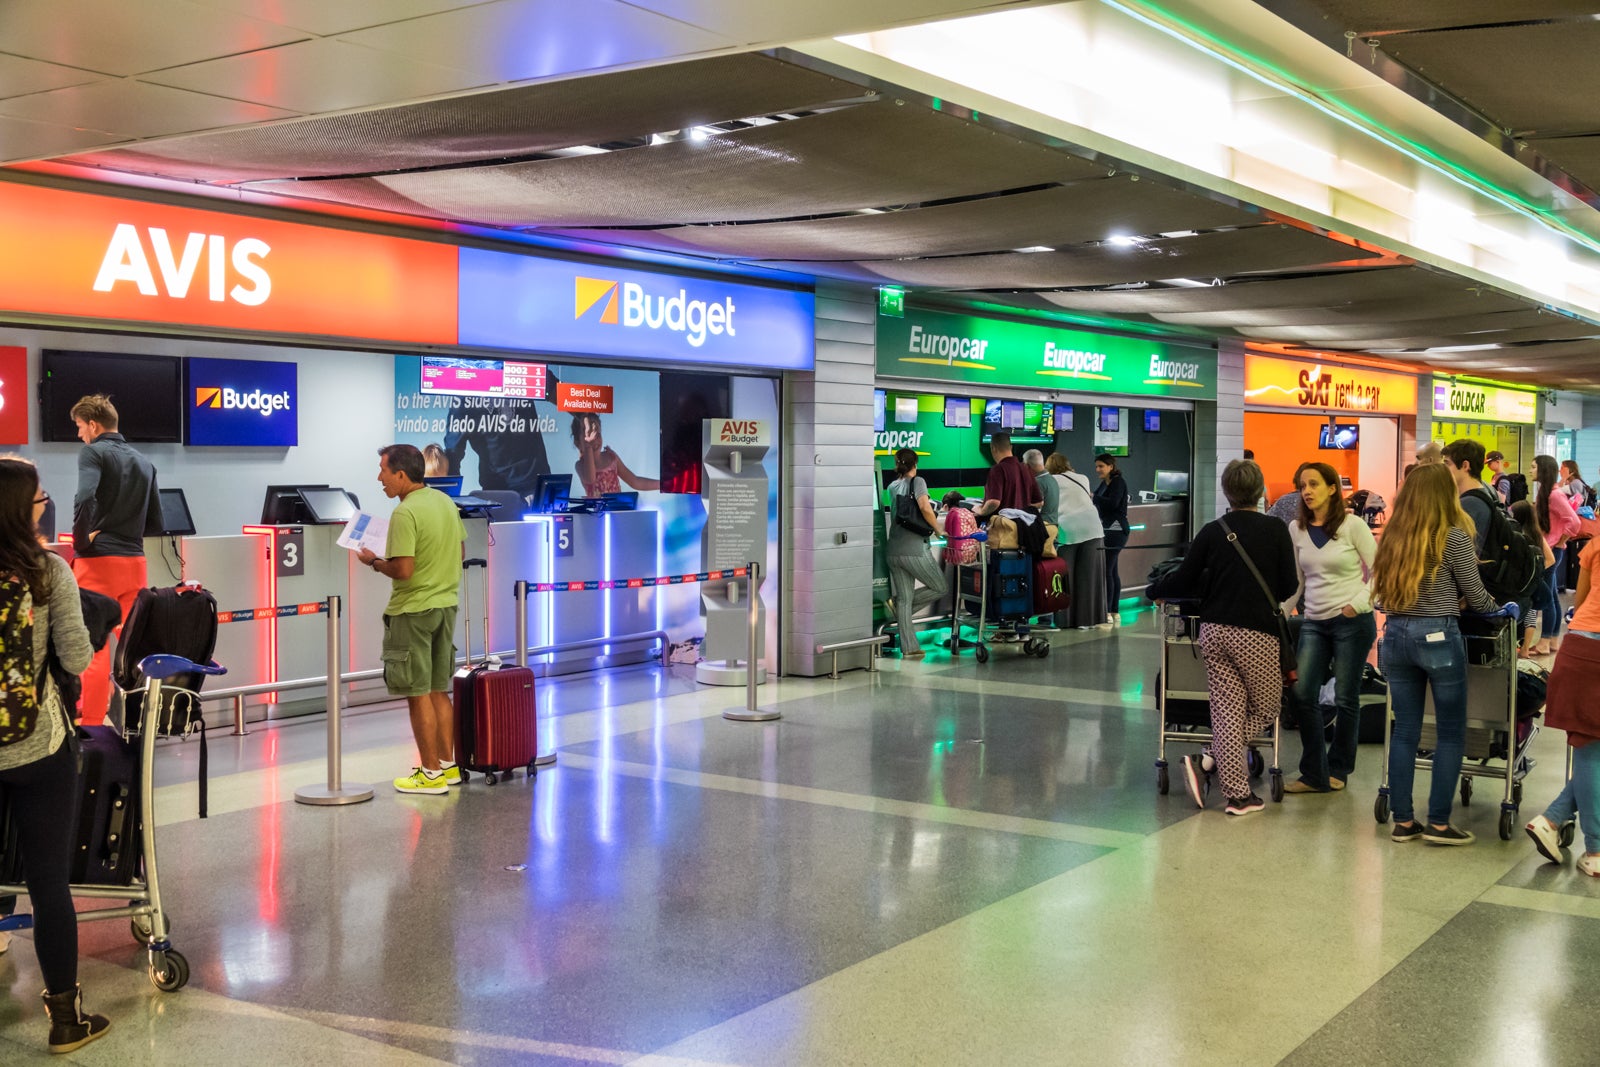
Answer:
[
  {"left": 1244, "top": 354, "right": 1417, "bottom": 416},
  {"left": 0, "top": 182, "right": 457, "bottom": 344}
]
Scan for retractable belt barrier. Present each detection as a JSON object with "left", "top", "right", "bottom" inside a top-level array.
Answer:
[
  {"left": 218, "top": 601, "right": 330, "bottom": 623},
  {"left": 521, "top": 566, "right": 748, "bottom": 593}
]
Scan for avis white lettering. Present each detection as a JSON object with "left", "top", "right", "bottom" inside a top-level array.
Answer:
[{"left": 94, "top": 224, "right": 271, "bottom": 306}]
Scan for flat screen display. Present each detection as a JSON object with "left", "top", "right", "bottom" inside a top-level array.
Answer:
[
  {"left": 943, "top": 396, "right": 972, "bottom": 428},
  {"left": 420, "top": 356, "right": 548, "bottom": 400},
  {"left": 155, "top": 488, "right": 196, "bottom": 536},
  {"left": 40, "top": 350, "right": 183, "bottom": 443},
  {"left": 185, "top": 356, "right": 298, "bottom": 446},
  {"left": 260, "top": 484, "right": 328, "bottom": 525},
  {"left": 1154, "top": 469, "right": 1189, "bottom": 496},
  {"left": 1319, "top": 424, "right": 1359, "bottom": 450},
  {"left": 873, "top": 389, "right": 886, "bottom": 433},
  {"left": 1144, "top": 409, "right": 1162, "bottom": 432},
  {"left": 1099, "top": 407, "right": 1121, "bottom": 433},
  {"left": 299, "top": 488, "right": 359, "bottom": 525},
  {"left": 893, "top": 395, "right": 918, "bottom": 424},
  {"left": 981, "top": 400, "right": 1048, "bottom": 441},
  {"left": 531, "top": 473, "right": 572, "bottom": 513},
  {"left": 660, "top": 371, "right": 728, "bottom": 496},
  {"left": 1054, "top": 404, "right": 1074, "bottom": 433}
]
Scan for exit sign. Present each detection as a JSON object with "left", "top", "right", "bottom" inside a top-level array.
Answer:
[{"left": 878, "top": 287, "right": 905, "bottom": 317}]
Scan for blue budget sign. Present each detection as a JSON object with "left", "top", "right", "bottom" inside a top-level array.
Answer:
[
  {"left": 185, "top": 356, "right": 298, "bottom": 446},
  {"left": 458, "top": 248, "right": 814, "bottom": 371}
]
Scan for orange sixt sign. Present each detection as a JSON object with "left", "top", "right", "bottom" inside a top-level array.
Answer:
[{"left": 1244, "top": 355, "right": 1417, "bottom": 416}]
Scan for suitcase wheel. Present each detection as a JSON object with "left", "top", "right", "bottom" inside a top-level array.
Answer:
[
  {"left": 150, "top": 948, "right": 189, "bottom": 992},
  {"left": 485, "top": 771, "right": 498, "bottom": 786},
  {"left": 459, "top": 768, "right": 471, "bottom": 784}
]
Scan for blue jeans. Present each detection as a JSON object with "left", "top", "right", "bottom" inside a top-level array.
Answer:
[
  {"left": 1542, "top": 741, "right": 1600, "bottom": 854},
  {"left": 1542, "top": 548, "right": 1566, "bottom": 639},
  {"left": 1292, "top": 612, "right": 1378, "bottom": 789},
  {"left": 1382, "top": 615, "right": 1468, "bottom": 826}
]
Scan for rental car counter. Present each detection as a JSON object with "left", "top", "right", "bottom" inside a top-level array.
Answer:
[
  {"left": 1119, "top": 499, "right": 1188, "bottom": 599},
  {"left": 163, "top": 510, "right": 658, "bottom": 723}
]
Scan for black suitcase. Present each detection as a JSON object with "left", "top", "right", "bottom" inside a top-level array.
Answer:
[{"left": 70, "top": 726, "right": 141, "bottom": 886}]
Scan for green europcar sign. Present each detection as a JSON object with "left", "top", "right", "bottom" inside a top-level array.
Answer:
[{"left": 876, "top": 307, "right": 1217, "bottom": 400}]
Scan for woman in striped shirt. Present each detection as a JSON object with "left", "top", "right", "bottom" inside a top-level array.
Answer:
[{"left": 1373, "top": 463, "right": 1505, "bottom": 846}]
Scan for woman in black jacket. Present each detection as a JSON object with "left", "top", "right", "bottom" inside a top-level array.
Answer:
[
  {"left": 1149, "top": 460, "right": 1298, "bottom": 816},
  {"left": 1093, "top": 454, "right": 1130, "bottom": 624}
]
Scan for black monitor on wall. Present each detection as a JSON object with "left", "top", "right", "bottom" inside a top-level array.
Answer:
[{"left": 40, "top": 350, "right": 183, "bottom": 443}]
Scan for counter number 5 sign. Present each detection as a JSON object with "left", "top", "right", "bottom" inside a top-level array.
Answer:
[
  {"left": 553, "top": 515, "right": 574, "bottom": 557},
  {"left": 0, "top": 347, "right": 30, "bottom": 445}
]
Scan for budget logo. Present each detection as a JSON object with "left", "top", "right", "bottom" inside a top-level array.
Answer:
[
  {"left": 193, "top": 385, "right": 292, "bottom": 417},
  {"left": 195, "top": 387, "right": 222, "bottom": 408},
  {"left": 574, "top": 277, "right": 620, "bottom": 324}
]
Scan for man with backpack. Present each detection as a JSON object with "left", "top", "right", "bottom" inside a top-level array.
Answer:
[
  {"left": 70, "top": 394, "right": 159, "bottom": 725},
  {"left": 1486, "top": 450, "right": 1512, "bottom": 504},
  {"left": 1444, "top": 439, "right": 1542, "bottom": 611}
]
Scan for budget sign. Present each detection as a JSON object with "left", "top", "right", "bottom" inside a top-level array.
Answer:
[{"left": 186, "top": 356, "right": 298, "bottom": 446}]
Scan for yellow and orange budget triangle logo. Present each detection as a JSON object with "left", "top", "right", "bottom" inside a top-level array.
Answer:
[
  {"left": 574, "top": 277, "right": 620, "bottom": 324},
  {"left": 195, "top": 387, "right": 221, "bottom": 408}
]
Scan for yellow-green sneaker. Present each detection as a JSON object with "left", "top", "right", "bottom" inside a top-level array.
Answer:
[
  {"left": 441, "top": 764, "right": 462, "bottom": 787},
  {"left": 394, "top": 768, "right": 448, "bottom": 795}
]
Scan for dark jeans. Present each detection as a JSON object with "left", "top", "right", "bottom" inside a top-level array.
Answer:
[
  {"left": 1542, "top": 548, "right": 1566, "bottom": 639},
  {"left": 0, "top": 743, "right": 81, "bottom": 993},
  {"left": 1382, "top": 615, "right": 1468, "bottom": 827},
  {"left": 1292, "top": 611, "right": 1378, "bottom": 789},
  {"left": 1103, "top": 527, "right": 1129, "bottom": 611}
]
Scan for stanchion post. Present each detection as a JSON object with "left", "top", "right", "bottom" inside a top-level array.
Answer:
[
  {"left": 295, "top": 595, "right": 374, "bottom": 806},
  {"left": 519, "top": 580, "right": 557, "bottom": 766},
  {"left": 724, "top": 560, "right": 779, "bottom": 722},
  {"left": 232, "top": 694, "right": 248, "bottom": 736}
]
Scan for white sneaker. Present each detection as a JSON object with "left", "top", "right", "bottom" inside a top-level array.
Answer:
[
  {"left": 1525, "top": 815, "right": 1564, "bottom": 864},
  {"left": 1580, "top": 853, "right": 1600, "bottom": 878}
]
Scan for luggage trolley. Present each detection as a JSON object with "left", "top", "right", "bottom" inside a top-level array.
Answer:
[
  {"left": 1154, "top": 602, "right": 1283, "bottom": 802},
  {"left": 1374, "top": 614, "right": 1532, "bottom": 840},
  {"left": 0, "top": 654, "right": 224, "bottom": 991},
  {"left": 956, "top": 541, "right": 1051, "bottom": 662}
]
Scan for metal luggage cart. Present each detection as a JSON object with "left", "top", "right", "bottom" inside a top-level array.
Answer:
[
  {"left": 1374, "top": 615, "right": 1533, "bottom": 840},
  {"left": 1154, "top": 602, "right": 1283, "bottom": 801},
  {"left": 0, "top": 654, "right": 225, "bottom": 991},
  {"left": 956, "top": 541, "right": 1051, "bottom": 662}
]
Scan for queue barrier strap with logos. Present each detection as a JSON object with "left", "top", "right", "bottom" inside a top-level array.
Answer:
[{"left": 218, "top": 602, "right": 330, "bottom": 624}]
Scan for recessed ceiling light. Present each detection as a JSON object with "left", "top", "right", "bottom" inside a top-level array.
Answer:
[
  {"left": 1106, "top": 234, "right": 1145, "bottom": 248},
  {"left": 688, "top": 126, "right": 712, "bottom": 143},
  {"left": 1012, "top": 245, "right": 1054, "bottom": 253}
]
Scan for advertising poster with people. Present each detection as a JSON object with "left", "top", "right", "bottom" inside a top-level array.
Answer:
[{"left": 392, "top": 356, "right": 779, "bottom": 648}]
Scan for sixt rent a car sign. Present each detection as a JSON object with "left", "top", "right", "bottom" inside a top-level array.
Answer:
[
  {"left": 459, "top": 249, "right": 813, "bottom": 370},
  {"left": 186, "top": 357, "right": 298, "bottom": 446}
]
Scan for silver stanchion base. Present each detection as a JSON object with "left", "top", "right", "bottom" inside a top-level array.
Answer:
[
  {"left": 534, "top": 752, "right": 558, "bottom": 766},
  {"left": 294, "top": 784, "right": 375, "bottom": 806},
  {"left": 723, "top": 707, "right": 781, "bottom": 722},
  {"left": 696, "top": 662, "right": 767, "bottom": 687}
]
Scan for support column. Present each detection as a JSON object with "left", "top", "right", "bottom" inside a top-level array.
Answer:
[{"left": 1192, "top": 339, "right": 1245, "bottom": 532}]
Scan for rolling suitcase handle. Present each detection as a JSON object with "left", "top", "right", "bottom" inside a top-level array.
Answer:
[{"left": 462, "top": 558, "right": 490, "bottom": 668}]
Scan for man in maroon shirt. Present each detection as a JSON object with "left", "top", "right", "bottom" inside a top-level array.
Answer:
[{"left": 976, "top": 433, "right": 1042, "bottom": 518}]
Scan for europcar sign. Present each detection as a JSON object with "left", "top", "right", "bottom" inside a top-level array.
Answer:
[
  {"left": 185, "top": 357, "right": 298, "bottom": 446},
  {"left": 459, "top": 249, "right": 814, "bottom": 370},
  {"left": 876, "top": 307, "right": 1216, "bottom": 399}
]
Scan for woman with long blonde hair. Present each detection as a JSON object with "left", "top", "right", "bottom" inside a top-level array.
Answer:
[{"left": 1373, "top": 464, "right": 1504, "bottom": 845}]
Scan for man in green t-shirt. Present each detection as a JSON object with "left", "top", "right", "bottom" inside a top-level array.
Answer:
[{"left": 357, "top": 444, "right": 467, "bottom": 795}]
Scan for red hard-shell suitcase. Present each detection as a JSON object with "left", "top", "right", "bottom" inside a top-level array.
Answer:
[
  {"left": 453, "top": 558, "right": 538, "bottom": 785},
  {"left": 1033, "top": 558, "right": 1070, "bottom": 614}
]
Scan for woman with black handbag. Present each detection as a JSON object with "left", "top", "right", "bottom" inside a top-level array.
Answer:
[
  {"left": 886, "top": 448, "right": 947, "bottom": 658},
  {"left": 1148, "top": 460, "right": 1298, "bottom": 815}
]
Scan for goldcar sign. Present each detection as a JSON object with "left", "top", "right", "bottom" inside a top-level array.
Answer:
[
  {"left": 877, "top": 307, "right": 1216, "bottom": 400},
  {"left": 1431, "top": 380, "right": 1538, "bottom": 425}
]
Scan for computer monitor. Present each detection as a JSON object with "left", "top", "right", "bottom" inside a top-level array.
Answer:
[
  {"left": 1340, "top": 476, "right": 1354, "bottom": 491},
  {"left": 599, "top": 492, "right": 639, "bottom": 512},
  {"left": 1154, "top": 469, "right": 1189, "bottom": 497},
  {"left": 424, "top": 475, "right": 464, "bottom": 497},
  {"left": 1143, "top": 409, "right": 1162, "bottom": 433},
  {"left": 299, "top": 488, "right": 360, "bottom": 526},
  {"left": 260, "top": 484, "right": 329, "bottom": 525},
  {"left": 155, "top": 488, "right": 197, "bottom": 536},
  {"left": 530, "top": 473, "right": 572, "bottom": 514}
]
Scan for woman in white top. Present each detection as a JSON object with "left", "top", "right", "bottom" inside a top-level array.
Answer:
[
  {"left": 1284, "top": 461, "right": 1379, "bottom": 794},
  {"left": 1045, "top": 453, "right": 1106, "bottom": 628}
]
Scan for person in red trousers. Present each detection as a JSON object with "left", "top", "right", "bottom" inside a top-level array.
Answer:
[{"left": 69, "top": 394, "right": 159, "bottom": 725}]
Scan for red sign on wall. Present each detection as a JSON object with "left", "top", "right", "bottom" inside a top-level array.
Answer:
[
  {"left": 555, "top": 382, "right": 614, "bottom": 413},
  {"left": 0, "top": 347, "right": 29, "bottom": 444}
]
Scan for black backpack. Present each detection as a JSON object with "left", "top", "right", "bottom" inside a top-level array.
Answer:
[
  {"left": 1505, "top": 473, "right": 1530, "bottom": 505},
  {"left": 1466, "top": 487, "right": 1541, "bottom": 603}
]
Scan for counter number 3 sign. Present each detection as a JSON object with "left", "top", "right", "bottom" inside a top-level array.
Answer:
[{"left": 277, "top": 527, "right": 305, "bottom": 577}]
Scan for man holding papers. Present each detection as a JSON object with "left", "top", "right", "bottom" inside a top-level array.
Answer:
[{"left": 356, "top": 444, "right": 467, "bottom": 795}]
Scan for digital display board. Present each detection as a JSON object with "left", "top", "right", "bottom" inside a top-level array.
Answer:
[{"left": 420, "top": 356, "right": 548, "bottom": 399}]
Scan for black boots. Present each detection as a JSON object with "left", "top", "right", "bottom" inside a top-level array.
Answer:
[{"left": 41, "top": 985, "right": 110, "bottom": 1054}]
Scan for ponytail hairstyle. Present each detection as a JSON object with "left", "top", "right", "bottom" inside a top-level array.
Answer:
[
  {"left": 1534, "top": 454, "right": 1559, "bottom": 533},
  {"left": 1372, "top": 464, "right": 1471, "bottom": 613},
  {"left": 893, "top": 448, "right": 919, "bottom": 478}
]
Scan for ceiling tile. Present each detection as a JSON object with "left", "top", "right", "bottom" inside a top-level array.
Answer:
[
  {"left": 1231, "top": 309, "right": 1562, "bottom": 344},
  {"left": 0, "top": 115, "right": 123, "bottom": 161},
  {"left": 625, "top": 0, "right": 1037, "bottom": 44},
  {"left": 1292, "top": 1, "right": 1600, "bottom": 35},
  {"left": 0, "top": 0, "right": 308, "bottom": 77},
  {"left": 0, "top": 54, "right": 105, "bottom": 99},
  {"left": 195, "top": 0, "right": 498, "bottom": 36},
  {"left": 0, "top": 80, "right": 295, "bottom": 139},
  {"left": 147, "top": 37, "right": 490, "bottom": 113},
  {"left": 341, "top": 0, "right": 732, "bottom": 83}
]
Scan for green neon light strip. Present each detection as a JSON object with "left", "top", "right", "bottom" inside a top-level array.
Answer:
[{"left": 1106, "top": 0, "right": 1600, "bottom": 284}]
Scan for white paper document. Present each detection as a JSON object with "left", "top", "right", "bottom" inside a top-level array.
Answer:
[{"left": 337, "top": 511, "right": 389, "bottom": 555}]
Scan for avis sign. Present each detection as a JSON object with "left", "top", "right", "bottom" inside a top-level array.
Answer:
[
  {"left": 710, "top": 419, "right": 768, "bottom": 447},
  {"left": 0, "top": 347, "right": 28, "bottom": 445}
]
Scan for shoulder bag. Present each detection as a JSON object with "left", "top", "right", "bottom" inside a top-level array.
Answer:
[
  {"left": 890, "top": 479, "right": 934, "bottom": 539},
  {"left": 1217, "top": 516, "right": 1298, "bottom": 682}
]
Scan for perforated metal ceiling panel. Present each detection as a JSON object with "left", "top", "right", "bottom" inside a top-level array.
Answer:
[
  {"left": 1152, "top": 288, "right": 1530, "bottom": 326},
  {"left": 1289, "top": 2, "right": 1600, "bottom": 34},
  {"left": 574, "top": 177, "right": 1263, "bottom": 261},
  {"left": 845, "top": 225, "right": 1375, "bottom": 289},
  {"left": 1234, "top": 309, "right": 1567, "bottom": 343},
  {"left": 1526, "top": 135, "right": 1600, "bottom": 195},
  {"left": 259, "top": 102, "right": 1108, "bottom": 227},
  {"left": 70, "top": 53, "right": 866, "bottom": 184},
  {"left": 1038, "top": 267, "right": 1482, "bottom": 314},
  {"left": 1378, "top": 20, "right": 1600, "bottom": 133},
  {"left": 1321, "top": 320, "right": 1600, "bottom": 350}
]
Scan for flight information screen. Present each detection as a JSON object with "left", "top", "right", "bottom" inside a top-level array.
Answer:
[{"left": 420, "top": 356, "right": 548, "bottom": 399}]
